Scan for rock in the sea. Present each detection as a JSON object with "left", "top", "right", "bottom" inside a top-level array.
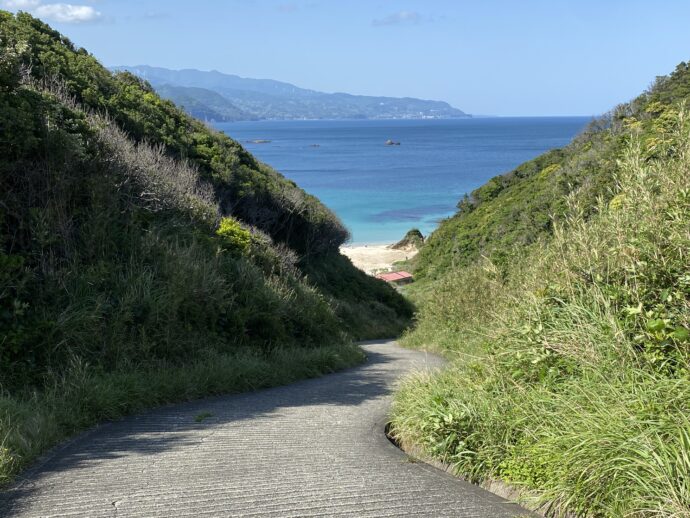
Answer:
[{"left": 385, "top": 139, "right": 401, "bottom": 146}]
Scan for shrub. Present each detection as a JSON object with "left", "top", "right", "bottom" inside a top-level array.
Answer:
[
  {"left": 391, "top": 104, "right": 690, "bottom": 515},
  {"left": 0, "top": 11, "right": 411, "bottom": 485},
  {"left": 216, "top": 217, "right": 251, "bottom": 254}
]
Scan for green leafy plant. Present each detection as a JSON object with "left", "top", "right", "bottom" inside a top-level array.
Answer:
[
  {"left": 216, "top": 217, "right": 251, "bottom": 254},
  {"left": 392, "top": 81, "right": 690, "bottom": 515},
  {"left": 0, "top": 11, "right": 409, "bottom": 486}
]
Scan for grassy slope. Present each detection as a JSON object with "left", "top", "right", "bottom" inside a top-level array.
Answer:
[
  {"left": 0, "top": 12, "right": 409, "bottom": 483},
  {"left": 391, "top": 64, "right": 690, "bottom": 515},
  {"left": 416, "top": 62, "right": 690, "bottom": 281},
  {"left": 415, "top": 109, "right": 630, "bottom": 278}
]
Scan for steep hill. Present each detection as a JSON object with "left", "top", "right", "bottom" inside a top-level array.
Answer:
[
  {"left": 0, "top": 11, "right": 411, "bottom": 483},
  {"left": 391, "top": 63, "right": 690, "bottom": 515},
  {"left": 112, "top": 65, "right": 470, "bottom": 120},
  {"left": 415, "top": 63, "right": 690, "bottom": 280},
  {"left": 155, "top": 84, "right": 255, "bottom": 122}
]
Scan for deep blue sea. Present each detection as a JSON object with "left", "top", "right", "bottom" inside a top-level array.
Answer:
[{"left": 215, "top": 117, "right": 591, "bottom": 244}]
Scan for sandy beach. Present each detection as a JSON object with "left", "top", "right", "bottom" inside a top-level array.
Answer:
[{"left": 340, "top": 244, "right": 417, "bottom": 275}]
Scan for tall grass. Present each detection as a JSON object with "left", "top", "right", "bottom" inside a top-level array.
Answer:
[
  {"left": 2, "top": 17, "right": 411, "bottom": 488},
  {"left": 0, "top": 80, "right": 365, "bottom": 485},
  {"left": 391, "top": 108, "right": 690, "bottom": 516}
]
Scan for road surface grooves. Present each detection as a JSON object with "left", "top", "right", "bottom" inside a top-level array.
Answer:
[{"left": 1, "top": 341, "right": 530, "bottom": 517}]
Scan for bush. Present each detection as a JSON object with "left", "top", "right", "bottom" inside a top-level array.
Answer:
[
  {"left": 216, "top": 217, "right": 251, "bottom": 254},
  {"left": 0, "top": 11, "right": 412, "bottom": 485},
  {"left": 391, "top": 105, "right": 690, "bottom": 514}
]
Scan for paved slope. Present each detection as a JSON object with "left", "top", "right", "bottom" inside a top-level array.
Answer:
[{"left": 1, "top": 342, "right": 529, "bottom": 517}]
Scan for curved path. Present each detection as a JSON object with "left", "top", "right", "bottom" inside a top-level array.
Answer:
[{"left": 1, "top": 341, "right": 530, "bottom": 517}]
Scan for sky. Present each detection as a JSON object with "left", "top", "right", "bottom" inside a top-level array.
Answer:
[{"left": 3, "top": 0, "right": 690, "bottom": 116}]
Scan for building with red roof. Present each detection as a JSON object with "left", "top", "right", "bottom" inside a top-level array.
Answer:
[{"left": 375, "top": 271, "right": 414, "bottom": 285}]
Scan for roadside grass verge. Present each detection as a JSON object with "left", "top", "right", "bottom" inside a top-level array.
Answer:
[
  {"left": 392, "top": 366, "right": 690, "bottom": 516},
  {"left": 0, "top": 343, "right": 364, "bottom": 485},
  {"left": 390, "top": 108, "right": 690, "bottom": 515}
]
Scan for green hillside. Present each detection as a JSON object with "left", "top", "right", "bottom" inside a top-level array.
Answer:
[
  {"left": 415, "top": 63, "right": 690, "bottom": 280},
  {"left": 0, "top": 11, "right": 411, "bottom": 483},
  {"left": 155, "top": 84, "right": 256, "bottom": 122},
  {"left": 391, "top": 64, "right": 690, "bottom": 515}
]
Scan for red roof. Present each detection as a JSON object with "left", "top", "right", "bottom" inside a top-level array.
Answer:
[{"left": 376, "top": 271, "right": 413, "bottom": 282}]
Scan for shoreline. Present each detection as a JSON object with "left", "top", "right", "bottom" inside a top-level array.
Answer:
[{"left": 340, "top": 243, "right": 417, "bottom": 275}]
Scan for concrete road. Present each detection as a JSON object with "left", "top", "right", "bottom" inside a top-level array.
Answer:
[{"left": 1, "top": 341, "right": 530, "bottom": 517}]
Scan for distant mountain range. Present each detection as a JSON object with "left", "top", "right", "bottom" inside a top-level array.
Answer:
[{"left": 110, "top": 65, "right": 470, "bottom": 121}]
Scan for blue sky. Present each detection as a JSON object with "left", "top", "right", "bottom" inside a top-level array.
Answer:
[{"left": 3, "top": 0, "right": 690, "bottom": 116}]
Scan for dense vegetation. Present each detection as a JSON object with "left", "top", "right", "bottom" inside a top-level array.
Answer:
[
  {"left": 0, "top": 11, "right": 411, "bottom": 483},
  {"left": 392, "top": 228, "right": 425, "bottom": 251},
  {"left": 155, "top": 83, "right": 256, "bottom": 122},
  {"left": 415, "top": 131, "right": 619, "bottom": 278},
  {"left": 391, "top": 63, "right": 690, "bottom": 515}
]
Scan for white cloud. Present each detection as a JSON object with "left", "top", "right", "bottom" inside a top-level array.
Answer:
[
  {"left": 372, "top": 10, "right": 423, "bottom": 27},
  {"left": 1, "top": 0, "right": 41, "bottom": 8},
  {"left": 35, "top": 3, "right": 101, "bottom": 23},
  {"left": 1, "top": 0, "right": 102, "bottom": 24}
]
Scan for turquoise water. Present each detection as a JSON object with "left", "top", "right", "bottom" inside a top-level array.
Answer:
[{"left": 215, "top": 117, "right": 591, "bottom": 244}]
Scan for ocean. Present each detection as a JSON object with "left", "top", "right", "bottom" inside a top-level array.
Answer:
[{"left": 215, "top": 117, "right": 591, "bottom": 244}]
